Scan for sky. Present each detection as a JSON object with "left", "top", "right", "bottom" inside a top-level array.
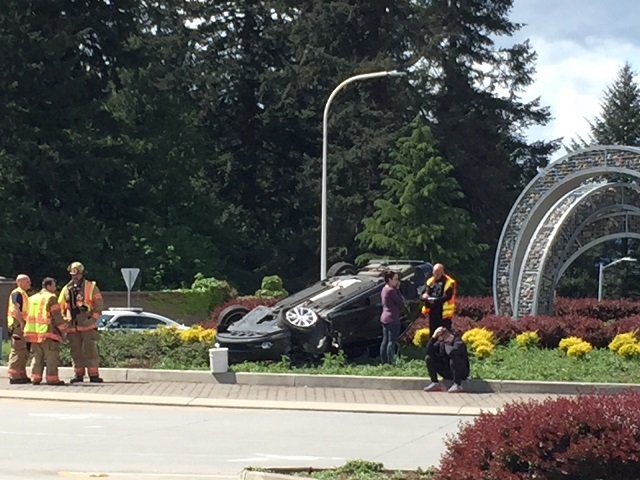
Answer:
[{"left": 508, "top": 0, "right": 640, "bottom": 160}]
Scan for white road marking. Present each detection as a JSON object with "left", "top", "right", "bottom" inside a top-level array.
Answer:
[
  {"left": 29, "top": 413, "right": 121, "bottom": 420},
  {"left": 59, "top": 473, "right": 235, "bottom": 479},
  {"left": 228, "top": 453, "right": 345, "bottom": 463},
  {"left": 0, "top": 430, "right": 102, "bottom": 437}
]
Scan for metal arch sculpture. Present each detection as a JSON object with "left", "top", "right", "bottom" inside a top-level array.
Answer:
[{"left": 494, "top": 146, "right": 640, "bottom": 318}]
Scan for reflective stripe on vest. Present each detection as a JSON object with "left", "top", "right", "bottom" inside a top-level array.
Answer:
[
  {"left": 7, "top": 287, "right": 29, "bottom": 329},
  {"left": 59, "top": 280, "right": 98, "bottom": 317},
  {"left": 23, "top": 291, "right": 62, "bottom": 343},
  {"left": 421, "top": 275, "right": 457, "bottom": 318}
]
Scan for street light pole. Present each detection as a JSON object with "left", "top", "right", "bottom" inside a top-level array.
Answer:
[
  {"left": 320, "top": 70, "right": 406, "bottom": 280},
  {"left": 597, "top": 256, "right": 637, "bottom": 301}
]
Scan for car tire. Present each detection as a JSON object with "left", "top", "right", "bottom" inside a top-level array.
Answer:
[
  {"left": 217, "top": 305, "right": 250, "bottom": 333},
  {"left": 326, "top": 261, "right": 357, "bottom": 277}
]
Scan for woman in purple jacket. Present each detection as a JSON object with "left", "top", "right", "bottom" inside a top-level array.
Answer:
[{"left": 380, "top": 270, "right": 404, "bottom": 364}]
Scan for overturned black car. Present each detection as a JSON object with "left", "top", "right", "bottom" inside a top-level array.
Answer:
[{"left": 215, "top": 260, "right": 433, "bottom": 363}]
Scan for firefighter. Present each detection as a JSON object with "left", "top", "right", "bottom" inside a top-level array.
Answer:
[
  {"left": 24, "top": 277, "right": 67, "bottom": 385},
  {"left": 6, "top": 274, "right": 31, "bottom": 384},
  {"left": 58, "top": 262, "right": 105, "bottom": 383}
]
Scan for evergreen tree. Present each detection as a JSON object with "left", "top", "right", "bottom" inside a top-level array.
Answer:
[
  {"left": 415, "top": 0, "right": 559, "bottom": 283},
  {"left": 569, "top": 62, "right": 640, "bottom": 149},
  {"left": 357, "top": 119, "right": 486, "bottom": 291}
]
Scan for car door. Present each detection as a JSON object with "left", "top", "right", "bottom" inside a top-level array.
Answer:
[{"left": 329, "top": 291, "right": 382, "bottom": 345}]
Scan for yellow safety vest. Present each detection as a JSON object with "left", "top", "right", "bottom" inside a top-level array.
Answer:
[
  {"left": 421, "top": 275, "right": 457, "bottom": 318},
  {"left": 23, "top": 291, "right": 63, "bottom": 343},
  {"left": 7, "top": 287, "right": 29, "bottom": 329},
  {"left": 59, "top": 280, "right": 97, "bottom": 318}
]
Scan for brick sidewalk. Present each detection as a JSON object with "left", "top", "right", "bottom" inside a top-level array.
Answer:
[{"left": 0, "top": 380, "right": 564, "bottom": 411}]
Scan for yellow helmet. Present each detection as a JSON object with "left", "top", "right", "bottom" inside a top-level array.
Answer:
[{"left": 68, "top": 261, "right": 85, "bottom": 274}]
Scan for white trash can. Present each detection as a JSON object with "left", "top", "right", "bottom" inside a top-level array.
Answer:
[{"left": 209, "top": 347, "right": 229, "bottom": 373}]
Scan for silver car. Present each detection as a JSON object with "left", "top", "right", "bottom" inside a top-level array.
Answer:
[{"left": 97, "top": 308, "right": 189, "bottom": 332}]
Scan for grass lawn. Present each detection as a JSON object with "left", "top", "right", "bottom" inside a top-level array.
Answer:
[{"left": 230, "top": 344, "right": 640, "bottom": 384}]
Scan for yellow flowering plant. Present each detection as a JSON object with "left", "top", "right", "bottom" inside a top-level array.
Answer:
[
  {"left": 412, "top": 328, "right": 431, "bottom": 348},
  {"left": 609, "top": 332, "right": 638, "bottom": 353},
  {"left": 609, "top": 332, "right": 640, "bottom": 358},
  {"left": 462, "top": 327, "right": 495, "bottom": 359},
  {"left": 558, "top": 336, "right": 584, "bottom": 353},
  {"left": 179, "top": 325, "right": 217, "bottom": 344},
  {"left": 617, "top": 342, "right": 640, "bottom": 359},
  {"left": 515, "top": 331, "right": 540, "bottom": 349},
  {"left": 566, "top": 341, "right": 593, "bottom": 358}
]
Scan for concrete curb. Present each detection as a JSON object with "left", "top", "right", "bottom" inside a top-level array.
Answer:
[
  {"left": 0, "top": 388, "right": 493, "bottom": 416},
  {"left": 1, "top": 366, "right": 639, "bottom": 395}
]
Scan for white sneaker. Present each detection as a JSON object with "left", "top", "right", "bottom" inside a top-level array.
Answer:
[
  {"left": 423, "top": 382, "right": 443, "bottom": 392},
  {"left": 447, "top": 383, "right": 464, "bottom": 393}
]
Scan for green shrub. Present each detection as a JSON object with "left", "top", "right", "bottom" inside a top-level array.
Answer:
[{"left": 254, "top": 275, "right": 288, "bottom": 298}]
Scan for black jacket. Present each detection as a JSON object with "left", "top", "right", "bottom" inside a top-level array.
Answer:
[{"left": 426, "top": 335, "right": 470, "bottom": 375}]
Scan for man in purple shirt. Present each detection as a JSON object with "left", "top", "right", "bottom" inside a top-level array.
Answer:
[{"left": 380, "top": 270, "right": 404, "bottom": 364}]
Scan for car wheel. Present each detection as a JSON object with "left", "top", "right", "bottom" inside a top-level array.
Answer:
[
  {"left": 217, "top": 305, "right": 250, "bottom": 333},
  {"left": 282, "top": 306, "right": 319, "bottom": 331},
  {"left": 326, "top": 261, "right": 357, "bottom": 277}
]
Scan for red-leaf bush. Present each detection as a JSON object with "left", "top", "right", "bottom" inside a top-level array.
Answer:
[
  {"left": 201, "top": 296, "right": 280, "bottom": 329},
  {"left": 560, "top": 314, "right": 612, "bottom": 348},
  {"left": 608, "top": 315, "right": 640, "bottom": 337},
  {"left": 477, "top": 315, "right": 522, "bottom": 345},
  {"left": 554, "top": 297, "right": 640, "bottom": 321},
  {"left": 436, "top": 392, "right": 640, "bottom": 480},
  {"left": 519, "top": 315, "right": 569, "bottom": 348},
  {"left": 451, "top": 316, "right": 475, "bottom": 336},
  {"left": 456, "top": 296, "right": 494, "bottom": 321},
  {"left": 399, "top": 315, "right": 429, "bottom": 346}
]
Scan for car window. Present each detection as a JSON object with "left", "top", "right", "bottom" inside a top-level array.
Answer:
[
  {"left": 110, "top": 316, "right": 139, "bottom": 329},
  {"left": 97, "top": 314, "right": 114, "bottom": 329},
  {"left": 137, "top": 317, "right": 164, "bottom": 328}
]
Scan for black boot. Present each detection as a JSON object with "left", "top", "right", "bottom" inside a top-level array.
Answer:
[
  {"left": 89, "top": 376, "right": 103, "bottom": 383},
  {"left": 31, "top": 380, "right": 41, "bottom": 385},
  {"left": 70, "top": 375, "right": 84, "bottom": 384},
  {"left": 9, "top": 378, "right": 30, "bottom": 385}
]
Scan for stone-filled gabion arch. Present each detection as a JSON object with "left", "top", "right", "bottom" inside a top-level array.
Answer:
[{"left": 494, "top": 146, "right": 640, "bottom": 318}]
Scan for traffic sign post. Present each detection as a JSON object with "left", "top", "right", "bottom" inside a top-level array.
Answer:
[{"left": 121, "top": 268, "right": 140, "bottom": 308}]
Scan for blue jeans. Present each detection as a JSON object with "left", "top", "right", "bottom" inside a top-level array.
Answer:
[{"left": 380, "top": 322, "right": 401, "bottom": 364}]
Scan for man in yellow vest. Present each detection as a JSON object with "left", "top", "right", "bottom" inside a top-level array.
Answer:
[
  {"left": 6, "top": 274, "right": 31, "bottom": 384},
  {"left": 24, "top": 277, "right": 68, "bottom": 385},
  {"left": 58, "top": 262, "right": 105, "bottom": 383},
  {"left": 421, "top": 263, "right": 457, "bottom": 334}
]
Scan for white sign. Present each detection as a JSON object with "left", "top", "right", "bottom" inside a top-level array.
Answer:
[
  {"left": 121, "top": 268, "right": 140, "bottom": 308},
  {"left": 121, "top": 268, "right": 140, "bottom": 290}
]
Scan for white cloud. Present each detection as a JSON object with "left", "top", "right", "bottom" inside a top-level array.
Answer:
[
  {"left": 522, "top": 36, "right": 640, "bottom": 160},
  {"left": 509, "top": 0, "right": 640, "bottom": 160}
]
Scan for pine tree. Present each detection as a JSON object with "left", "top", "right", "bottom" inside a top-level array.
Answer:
[
  {"left": 413, "top": 0, "right": 559, "bottom": 284},
  {"left": 356, "top": 119, "right": 486, "bottom": 290},
  {"left": 569, "top": 62, "right": 640, "bottom": 150}
]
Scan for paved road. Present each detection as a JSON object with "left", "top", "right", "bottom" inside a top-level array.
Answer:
[{"left": 0, "top": 399, "right": 468, "bottom": 480}]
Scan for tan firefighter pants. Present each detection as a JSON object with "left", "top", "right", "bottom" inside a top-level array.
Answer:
[
  {"left": 67, "top": 329, "right": 100, "bottom": 377},
  {"left": 8, "top": 327, "right": 29, "bottom": 380},
  {"left": 31, "top": 340, "right": 61, "bottom": 383}
]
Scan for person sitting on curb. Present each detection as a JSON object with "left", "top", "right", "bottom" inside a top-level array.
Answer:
[{"left": 423, "top": 326, "right": 470, "bottom": 393}]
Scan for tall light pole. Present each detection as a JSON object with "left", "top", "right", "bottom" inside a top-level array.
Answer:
[
  {"left": 320, "top": 70, "right": 407, "bottom": 280},
  {"left": 598, "top": 256, "right": 637, "bottom": 301}
]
